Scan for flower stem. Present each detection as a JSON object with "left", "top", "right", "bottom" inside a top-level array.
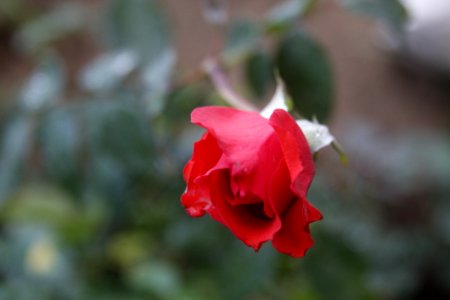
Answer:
[{"left": 202, "top": 57, "right": 258, "bottom": 111}]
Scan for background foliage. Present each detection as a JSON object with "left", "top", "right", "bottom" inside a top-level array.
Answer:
[{"left": 0, "top": 0, "right": 449, "bottom": 299}]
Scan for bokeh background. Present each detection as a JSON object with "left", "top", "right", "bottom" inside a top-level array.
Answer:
[{"left": 0, "top": 0, "right": 449, "bottom": 299}]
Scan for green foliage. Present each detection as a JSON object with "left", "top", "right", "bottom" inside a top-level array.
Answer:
[
  {"left": 338, "top": 0, "right": 408, "bottom": 31},
  {"left": 245, "top": 50, "right": 275, "bottom": 101},
  {"left": 224, "top": 20, "right": 261, "bottom": 63},
  {"left": 277, "top": 30, "right": 334, "bottom": 122},
  {"left": 0, "top": 0, "right": 26, "bottom": 23},
  {"left": 16, "top": 3, "right": 88, "bottom": 54},
  {"left": 79, "top": 50, "right": 139, "bottom": 93},
  {"left": 20, "top": 56, "right": 65, "bottom": 112},
  {"left": 265, "top": 0, "right": 317, "bottom": 33},
  {"left": 105, "top": 0, "right": 169, "bottom": 61},
  {"left": 0, "top": 116, "right": 33, "bottom": 203}
]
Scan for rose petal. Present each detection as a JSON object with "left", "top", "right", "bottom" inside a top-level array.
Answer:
[
  {"left": 227, "top": 133, "right": 282, "bottom": 216},
  {"left": 269, "top": 109, "right": 314, "bottom": 198},
  {"left": 181, "top": 132, "right": 222, "bottom": 217},
  {"left": 272, "top": 198, "right": 322, "bottom": 258},
  {"left": 191, "top": 106, "right": 281, "bottom": 205},
  {"left": 268, "top": 158, "right": 295, "bottom": 216},
  {"left": 209, "top": 170, "right": 282, "bottom": 250},
  {"left": 183, "top": 132, "right": 222, "bottom": 183},
  {"left": 181, "top": 180, "right": 211, "bottom": 217}
]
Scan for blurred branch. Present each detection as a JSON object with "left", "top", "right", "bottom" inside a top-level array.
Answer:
[{"left": 202, "top": 57, "right": 257, "bottom": 111}]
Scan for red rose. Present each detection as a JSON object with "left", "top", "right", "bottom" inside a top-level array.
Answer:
[{"left": 181, "top": 106, "right": 322, "bottom": 258}]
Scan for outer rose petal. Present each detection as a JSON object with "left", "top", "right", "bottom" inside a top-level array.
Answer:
[
  {"left": 191, "top": 107, "right": 282, "bottom": 205},
  {"left": 272, "top": 198, "right": 323, "bottom": 258},
  {"left": 268, "top": 158, "right": 295, "bottom": 216},
  {"left": 183, "top": 132, "right": 222, "bottom": 184},
  {"left": 181, "top": 132, "right": 222, "bottom": 217},
  {"left": 268, "top": 109, "right": 322, "bottom": 257},
  {"left": 209, "top": 170, "right": 282, "bottom": 250},
  {"left": 269, "top": 109, "right": 315, "bottom": 198},
  {"left": 181, "top": 184, "right": 210, "bottom": 217}
]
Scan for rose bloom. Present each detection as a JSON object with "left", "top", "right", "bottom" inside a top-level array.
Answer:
[{"left": 181, "top": 106, "right": 322, "bottom": 258}]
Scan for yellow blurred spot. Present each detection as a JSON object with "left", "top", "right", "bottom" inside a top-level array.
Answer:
[
  {"left": 25, "top": 238, "right": 57, "bottom": 275},
  {"left": 108, "top": 233, "right": 149, "bottom": 268}
]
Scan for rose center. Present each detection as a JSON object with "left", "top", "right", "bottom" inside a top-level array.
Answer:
[{"left": 244, "top": 203, "right": 272, "bottom": 220}]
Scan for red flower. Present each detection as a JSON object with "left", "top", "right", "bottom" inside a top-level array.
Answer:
[{"left": 181, "top": 106, "right": 322, "bottom": 258}]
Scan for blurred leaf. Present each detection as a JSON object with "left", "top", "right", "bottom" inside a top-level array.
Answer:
[
  {"left": 161, "top": 84, "right": 208, "bottom": 132},
  {"left": 265, "top": 0, "right": 316, "bottom": 32},
  {"left": 244, "top": 49, "right": 275, "bottom": 100},
  {"left": 106, "top": 0, "right": 169, "bottom": 61},
  {"left": 140, "top": 48, "right": 176, "bottom": 116},
  {"left": 276, "top": 30, "right": 333, "bottom": 121},
  {"left": 39, "top": 108, "right": 80, "bottom": 186},
  {"left": 20, "top": 56, "right": 64, "bottom": 113},
  {"left": 0, "top": 225, "right": 82, "bottom": 299},
  {"left": 223, "top": 20, "right": 261, "bottom": 63},
  {"left": 90, "top": 293, "right": 147, "bottom": 300},
  {"left": 338, "top": 0, "right": 408, "bottom": 30},
  {"left": 303, "top": 230, "right": 376, "bottom": 300},
  {"left": 217, "top": 242, "right": 276, "bottom": 299},
  {"left": 283, "top": 279, "right": 320, "bottom": 300},
  {"left": 165, "top": 218, "right": 225, "bottom": 268},
  {"left": 434, "top": 204, "right": 450, "bottom": 246},
  {"left": 16, "top": 3, "right": 87, "bottom": 53},
  {"left": 87, "top": 101, "right": 155, "bottom": 174},
  {"left": 80, "top": 50, "right": 139, "bottom": 92},
  {"left": 0, "top": 0, "right": 29, "bottom": 23},
  {"left": 126, "top": 260, "right": 181, "bottom": 298},
  {"left": 0, "top": 116, "right": 33, "bottom": 203},
  {"left": 2, "top": 184, "right": 106, "bottom": 244},
  {"left": 2, "top": 184, "right": 76, "bottom": 227},
  {"left": 108, "top": 232, "right": 150, "bottom": 269},
  {"left": 81, "top": 100, "right": 157, "bottom": 218}
]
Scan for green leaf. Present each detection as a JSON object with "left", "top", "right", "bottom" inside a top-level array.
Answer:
[
  {"left": 1, "top": 184, "right": 106, "bottom": 243},
  {"left": 0, "top": 116, "right": 33, "bottom": 203},
  {"left": 79, "top": 50, "right": 138, "bottom": 92},
  {"left": 1, "top": 184, "right": 77, "bottom": 227},
  {"left": 105, "top": 0, "right": 169, "bottom": 61},
  {"left": 276, "top": 30, "right": 333, "bottom": 122},
  {"left": 244, "top": 50, "right": 275, "bottom": 100},
  {"left": 217, "top": 242, "right": 276, "bottom": 299},
  {"left": 0, "top": 224, "right": 84, "bottom": 299},
  {"left": 265, "top": 0, "right": 316, "bottom": 32},
  {"left": 107, "top": 232, "right": 150, "bottom": 268},
  {"left": 0, "top": 0, "right": 29, "bottom": 24},
  {"left": 20, "top": 56, "right": 65, "bottom": 113},
  {"left": 162, "top": 84, "right": 208, "bottom": 129},
  {"left": 338, "top": 0, "right": 408, "bottom": 30},
  {"left": 126, "top": 260, "right": 180, "bottom": 298},
  {"left": 303, "top": 230, "right": 377, "bottom": 300},
  {"left": 86, "top": 101, "right": 155, "bottom": 175},
  {"left": 223, "top": 20, "right": 261, "bottom": 63},
  {"left": 38, "top": 108, "right": 81, "bottom": 187},
  {"left": 140, "top": 48, "right": 176, "bottom": 116},
  {"left": 16, "top": 3, "right": 87, "bottom": 53}
]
